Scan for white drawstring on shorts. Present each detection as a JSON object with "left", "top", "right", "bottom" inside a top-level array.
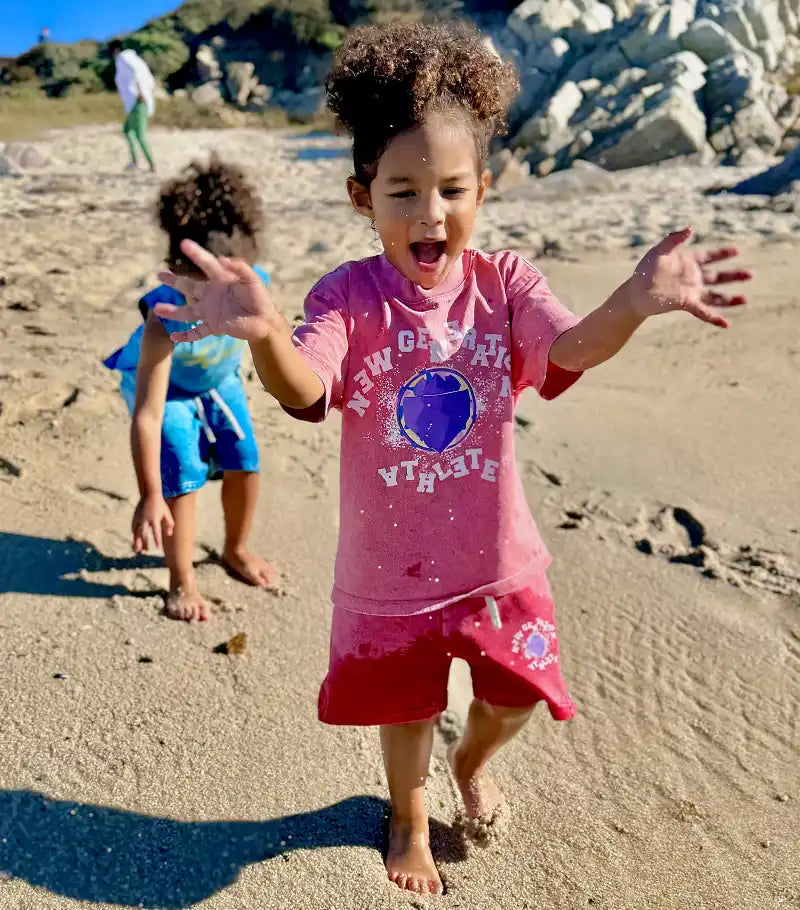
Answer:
[
  {"left": 208, "top": 388, "right": 245, "bottom": 440},
  {"left": 486, "top": 596, "right": 503, "bottom": 630},
  {"left": 194, "top": 389, "right": 246, "bottom": 444}
]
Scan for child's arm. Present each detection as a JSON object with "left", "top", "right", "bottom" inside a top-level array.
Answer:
[
  {"left": 249, "top": 322, "right": 325, "bottom": 410},
  {"left": 130, "top": 313, "right": 175, "bottom": 552},
  {"left": 154, "top": 240, "right": 324, "bottom": 410},
  {"left": 550, "top": 228, "right": 752, "bottom": 372}
]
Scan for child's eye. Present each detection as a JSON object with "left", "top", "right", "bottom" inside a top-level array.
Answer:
[
  {"left": 389, "top": 191, "right": 415, "bottom": 199},
  {"left": 443, "top": 188, "right": 468, "bottom": 197}
]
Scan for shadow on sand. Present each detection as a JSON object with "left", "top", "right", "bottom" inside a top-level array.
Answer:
[
  {"left": 0, "top": 790, "right": 467, "bottom": 906},
  {"left": 0, "top": 533, "right": 162, "bottom": 599}
]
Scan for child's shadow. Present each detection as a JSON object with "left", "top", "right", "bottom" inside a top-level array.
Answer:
[
  {"left": 0, "top": 790, "right": 467, "bottom": 907},
  {"left": 0, "top": 533, "right": 162, "bottom": 598}
]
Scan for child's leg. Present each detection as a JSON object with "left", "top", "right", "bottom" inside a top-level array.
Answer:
[
  {"left": 448, "top": 700, "right": 533, "bottom": 823},
  {"left": 163, "top": 491, "right": 210, "bottom": 621},
  {"left": 380, "top": 719, "right": 443, "bottom": 895},
  {"left": 220, "top": 471, "right": 277, "bottom": 586},
  {"left": 446, "top": 585, "right": 575, "bottom": 831},
  {"left": 122, "top": 111, "right": 138, "bottom": 166},
  {"left": 131, "top": 101, "right": 155, "bottom": 171}
]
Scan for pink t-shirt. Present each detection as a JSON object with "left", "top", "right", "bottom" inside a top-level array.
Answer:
[{"left": 290, "top": 249, "right": 582, "bottom": 616}]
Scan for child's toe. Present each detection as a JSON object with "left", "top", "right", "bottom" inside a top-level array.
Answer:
[{"left": 258, "top": 563, "right": 278, "bottom": 586}]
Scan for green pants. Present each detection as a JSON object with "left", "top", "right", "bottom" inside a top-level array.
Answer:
[{"left": 123, "top": 100, "right": 154, "bottom": 170}]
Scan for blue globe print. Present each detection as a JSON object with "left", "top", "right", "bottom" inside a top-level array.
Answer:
[{"left": 396, "top": 368, "right": 477, "bottom": 453}]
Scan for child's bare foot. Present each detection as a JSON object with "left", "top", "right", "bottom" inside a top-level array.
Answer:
[
  {"left": 448, "top": 743, "right": 507, "bottom": 843},
  {"left": 386, "top": 819, "right": 443, "bottom": 895},
  {"left": 165, "top": 584, "right": 211, "bottom": 621},
  {"left": 222, "top": 546, "right": 277, "bottom": 587}
]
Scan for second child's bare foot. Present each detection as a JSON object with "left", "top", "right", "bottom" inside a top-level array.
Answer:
[
  {"left": 448, "top": 744, "right": 507, "bottom": 844},
  {"left": 386, "top": 819, "right": 443, "bottom": 895},
  {"left": 165, "top": 585, "right": 211, "bottom": 622},
  {"left": 222, "top": 547, "right": 278, "bottom": 587}
]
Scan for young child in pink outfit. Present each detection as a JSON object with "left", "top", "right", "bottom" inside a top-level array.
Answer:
[{"left": 153, "top": 21, "right": 751, "bottom": 897}]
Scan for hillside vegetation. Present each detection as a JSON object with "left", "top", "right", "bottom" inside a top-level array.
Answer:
[{"left": 0, "top": 0, "right": 517, "bottom": 99}]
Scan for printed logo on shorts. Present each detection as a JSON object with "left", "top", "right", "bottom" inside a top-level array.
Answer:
[{"left": 511, "top": 619, "right": 558, "bottom": 672}]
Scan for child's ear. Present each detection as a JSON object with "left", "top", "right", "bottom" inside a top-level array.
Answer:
[
  {"left": 476, "top": 169, "right": 491, "bottom": 208},
  {"left": 347, "top": 177, "right": 374, "bottom": 219}
]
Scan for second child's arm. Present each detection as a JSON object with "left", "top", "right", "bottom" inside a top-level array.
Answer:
[
  {"left": 155, "top": 241, "right": 324, "bottom": 410},
  {"left": 131, "top": 314, "right": 175, "bottom": 551}
]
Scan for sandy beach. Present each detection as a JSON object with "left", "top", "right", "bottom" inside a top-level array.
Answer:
[{"left": 0, "top": 124, "right": 798, "bottom": 909}]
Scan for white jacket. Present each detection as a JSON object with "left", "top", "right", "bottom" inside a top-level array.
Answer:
[{"left": 114, "top": 49, "right": 156, "bottom": 116}]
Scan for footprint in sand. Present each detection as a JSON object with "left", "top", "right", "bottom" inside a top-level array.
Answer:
[{"left": 558, "top": 493, "right": 800, "bottom": 599}]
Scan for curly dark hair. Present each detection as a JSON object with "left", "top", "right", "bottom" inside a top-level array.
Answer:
[
  {"left": 326, "top": 21, "right": 519, "bottom": 186},
  {"left": 156, "top": 155, "right": 265, "bottom": 276}
]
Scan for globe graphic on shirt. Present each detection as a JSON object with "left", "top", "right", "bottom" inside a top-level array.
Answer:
[{"left": 396, "top": 367, "right": 477, "bottom": 453}]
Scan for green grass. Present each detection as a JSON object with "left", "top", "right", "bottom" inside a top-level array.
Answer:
[
  {"left": 0, "top": 85, "right": 122, "bottom": 141},
  {"left": 151, "top": 96, "right": 335, "bottom": 130},
  {"left": 0, "top": 84, "right": 335, "bottom": 142}
]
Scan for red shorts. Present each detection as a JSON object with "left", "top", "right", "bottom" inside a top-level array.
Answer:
[{"left": 318, "top": 576, "right": 576, "bottom": 726}]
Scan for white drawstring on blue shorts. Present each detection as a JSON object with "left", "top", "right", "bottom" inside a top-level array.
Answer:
[{"left": 194, "top": 388, "right": 246, "bottom": 444}]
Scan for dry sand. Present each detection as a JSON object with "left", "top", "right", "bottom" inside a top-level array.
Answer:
[{"left": 0, "top": 124, "right": 798, "bottom": 909}]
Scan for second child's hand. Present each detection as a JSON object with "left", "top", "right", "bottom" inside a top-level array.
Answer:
[{"left": 154, "top": 239, "right": 282, "bottom": 343}]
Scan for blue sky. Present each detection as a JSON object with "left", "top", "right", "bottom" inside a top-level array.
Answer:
[{"left": 0, "top": 0, "right": 178, "bottom": 57}]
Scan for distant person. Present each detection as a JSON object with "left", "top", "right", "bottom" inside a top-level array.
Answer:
[
  {"left": 152, "top": 21, "right": 752, "bottom": 895},
  {"left": 38, "top": 27, "right": 50, "bottom": 44},
  {"left": 110, "top": 39, "right": 156, "bottom": 173},
  {"left": 104, "top": 156, "right": 277, "bottom": 621}
]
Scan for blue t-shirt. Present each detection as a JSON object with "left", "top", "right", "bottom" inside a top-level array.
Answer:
[{"left": 104, "top": 266, "right": 270, "bottom": 397}]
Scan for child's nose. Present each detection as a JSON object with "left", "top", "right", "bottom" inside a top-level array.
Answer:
[{"left": 419, "top": 192, "right": 444, "bottom": 226}]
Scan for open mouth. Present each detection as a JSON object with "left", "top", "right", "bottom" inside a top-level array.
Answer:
[{"left": 410, "top": 240, "right": 447, "bottom": 270}]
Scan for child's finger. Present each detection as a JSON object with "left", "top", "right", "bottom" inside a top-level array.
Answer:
[
  {"left": 151, "top": 519, "right": 163, "bottom": 551},
  {"left": 701, "top": 268, "right": 753, "bottom": 285},
  {"left": 224, "top": 258, "right": 260, "bottom": 284},
  {"left": 155, "top": 272, "right": 205, "bottom": 306},
  {"left": 701, "top": 291, "right": 747, "bottom": 308},
  {"left": 133, "top": 525, "right": 149, "bottom": 553},
  {"left": 168, "top": 324, "right": 212, "bottom": 343},
  {"left": 694, "top": 246, "right": 739, "bottom": 265},
  {"left": 653, "top": 226, "right": 692, "bottom": 256},
  {"left": 162, "top": 511, "right": 175, "bottom": 537},
  {"left": 684, "top": 300, "right": 728, "bottom": 328},
  {"left": 179, "top": 239, "right": 229, "bottom": 282},
  {"left": 156, "top": 269, "right": 178, "bottom": 287},
  {"left": 154, "top": 300, "right": 203, "bottom": 323}
]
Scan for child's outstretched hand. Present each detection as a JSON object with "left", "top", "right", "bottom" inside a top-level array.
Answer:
[
  {"left": 627, "top": 227, "right": 752, "bottom": 328},
  {"left": 154, "top": 239, "right": 281, "bottom": 343}
]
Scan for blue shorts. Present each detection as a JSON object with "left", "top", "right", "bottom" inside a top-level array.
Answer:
[{"left": 121, "top": 372, "right": 260, "bottom": 499}]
